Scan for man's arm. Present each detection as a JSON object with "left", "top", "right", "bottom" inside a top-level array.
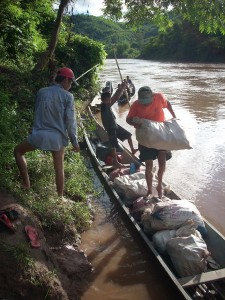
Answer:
[
  {"left": 126, "top": 116, "right": 141, "bottom": 129},
  {"left": 65, "top": 96, "right": 80, "bottom": 149},
  {"left": 110, "top": 81, "right": 128, "bottom": 106},
  {"left": 167, "top": 101, "right": 176, "bottom": 118}
]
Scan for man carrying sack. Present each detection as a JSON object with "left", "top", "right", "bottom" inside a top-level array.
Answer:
[{"left": 126, "top": 86, "right": 177, "bottom": 199}]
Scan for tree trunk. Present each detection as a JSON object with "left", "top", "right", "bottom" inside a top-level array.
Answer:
[{"left": 34, "top": 0, "right": 70, "bottom": 71}]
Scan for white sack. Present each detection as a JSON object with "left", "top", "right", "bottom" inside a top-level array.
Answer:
[
  {"left": 152, "top": 230, "right": 176, "bottom": 254},
  {"left": 134, "top": 117, "right": 192, "bottom": 150},
  {"left": 141, "top": 200, "right": 207, "bottom": 236},
  {"left": 152, "top": 199, "right": 205, "bottom": 231},
  {"left": 141, "top": 208, "right": 168, "bottom": 234},
  {"left": 113, "top": 172, "right": 148, "bottom": 199},
  {"left": 152, "top": 220, "right": 201, "bottom": 255},
  {"left": 166, "top": 235, "right": 209, "bottom": 277}
]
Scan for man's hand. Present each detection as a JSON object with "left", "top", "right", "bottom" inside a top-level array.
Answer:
[
  {"left": 126, "top": 117, "right": 142, "bottom": 128},
  {"left": 120, "top": 79, "right": 128, "bottom": 90},
  {"left": 133, "top": 123, "right": 142, "bottom": 129},
  {"left": 72, "top": 145, "right": 80, "bottom": 152}
]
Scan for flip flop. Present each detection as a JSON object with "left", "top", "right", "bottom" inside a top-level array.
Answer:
[
  {"left": 0, "top": 208, "right": 19, "bottom": 221},
  {"left": 24, "top": 225, "right": 40, "bottom": 248},
  {"left": 0, "top": 214, "right": 16, "bottom": 232}
]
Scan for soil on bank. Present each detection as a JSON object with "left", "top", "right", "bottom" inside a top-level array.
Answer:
[{"left": 0, "top": 190, "right": 93, "bottom": 300}]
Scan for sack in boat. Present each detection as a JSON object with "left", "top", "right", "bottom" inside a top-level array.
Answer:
[
  {"left": 152, "top": 220, "right": 201, "bottom": 255},
  {"left": 129, "top": 197, "right": 155, "bottom": 222},
  {"left": 134, "top": 117, "right": 192, "bottom": 150},
  {"left": 113, "top": 171, "right": 147, "bottom": 199},
  {"left": 166, "top": 234, "right": 210, "bottom": 277},
  {"left": 152, "top": 199, "right": 206, "bottom": 236},
  {"left": 152, "top": 229, "right": 176, "bottom": 254},
  {"left": 141, "top": 200, "right": 207, "bottom": 237},
  {"left": 141, "top": 207, "right": 168, "bottom": 235},
  {"left": 108, "top": 168, "right": 130, "bottom": 181}
]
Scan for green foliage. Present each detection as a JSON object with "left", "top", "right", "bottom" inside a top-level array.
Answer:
[
  {"left": 0, "top": 64, "right": 100, "bottom": 234},
  {"left": 71, "top": 14, "right": 156, "bottom": 58},
  {"left": 141, "top": 20, "right": 225, "bottom": 62},
  {"left": 0, "top": 0, "right": 55, "bottom": 67},
  {"left": 102, "top": 0, "right": 225, "bottom": 35},
  {"left": 56, "top": 30, "right": 106, "bottom": 92},
  {"left": 70, "top": 13, "right": 225, "bottom": 62},
  {"left": 4, "top": 148, "right": 95, "bottom": 233}
]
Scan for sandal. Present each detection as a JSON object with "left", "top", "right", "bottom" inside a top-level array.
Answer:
[
  {"left": 0, "top": 214, "right": 16, "bottom": 232},
  {"left": 24, "top": 225, "right": 40, "bottom": 248},
  {"left": 0, "top": 208, "right": 19, "bottom": 221}
]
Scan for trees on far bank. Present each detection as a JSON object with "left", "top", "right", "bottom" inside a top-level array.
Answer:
[{"left": 103, "top": 0, "right": 225, "bottom": 35}]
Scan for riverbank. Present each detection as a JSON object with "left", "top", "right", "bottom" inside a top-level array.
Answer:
[{"left": 0, "top": 189, "right": 93, "bottom": 300}]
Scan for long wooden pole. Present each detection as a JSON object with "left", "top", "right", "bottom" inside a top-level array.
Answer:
[
  {"left": 114, "top": 52, "right": 123, "bottom": 82},
  {"left": 114, "top": 51, "right": 130, "bottom": 107},
  {"left": 76, "top": 64, "right": 99, "bottom": 81}
]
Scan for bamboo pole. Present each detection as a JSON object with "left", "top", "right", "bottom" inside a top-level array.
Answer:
[
  {"left": 76, "top": 63, "right": 99, "bottom": 81},
  {"left": 114, "top": 51, "right": 130, "bottom": 107}
]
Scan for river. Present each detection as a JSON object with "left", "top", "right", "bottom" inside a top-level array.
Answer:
[{"left": 81, "top": 59, "right": 225, "bottom": 300}]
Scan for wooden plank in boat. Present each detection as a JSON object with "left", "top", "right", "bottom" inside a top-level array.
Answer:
[
  {"left": 101, "top": 164, "right": 130, "bottom": 170},
  {"left": 178, "top": 268, "right": 225, "bottom": 287}
]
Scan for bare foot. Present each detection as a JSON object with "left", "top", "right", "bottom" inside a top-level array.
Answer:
[
  {"left": 156, "top": 185, "right": 163, "bottom": 199},
  {"left": 112, "top": 160, "right": 126, "bottom": 169},
  {"left": 144, "top": 190, "right": 152, "bottom": 199}
]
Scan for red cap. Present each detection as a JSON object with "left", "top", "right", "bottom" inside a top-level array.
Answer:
[{"left": 57, "top": 67, "right": 79, "bottom": 86}]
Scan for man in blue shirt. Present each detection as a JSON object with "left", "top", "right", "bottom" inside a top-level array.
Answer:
[{"left": 14, "top": 67, "right": 80, "bottom": 197}]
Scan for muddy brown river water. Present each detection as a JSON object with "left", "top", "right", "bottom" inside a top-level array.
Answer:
[{"left": 81, "top": 59, "right": 225, "bottom": 300}]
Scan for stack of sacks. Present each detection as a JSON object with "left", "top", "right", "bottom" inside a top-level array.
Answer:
[
  {"left": 141, "top": 199, "right": 207, "bottom": 237},
  {"left": 152, "top": 220, "right": 200, "bottom": 255},
  {"left": 152, "top": 220, "right": 210, "bottom": 277},
  {"left": 166, "top": 233, "right": 210, "bottom": 277}
]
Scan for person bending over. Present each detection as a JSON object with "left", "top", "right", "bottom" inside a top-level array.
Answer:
[
  {"left": 14, "top": 67, "right": 80, "bottom": 197},
  {"left": 101, "top": 82, "right": 138, "bottom": 168}
]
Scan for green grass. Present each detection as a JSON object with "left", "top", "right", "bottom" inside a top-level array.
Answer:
[{"left": 0, "top": 65, "right": 100, "bottom": 235}]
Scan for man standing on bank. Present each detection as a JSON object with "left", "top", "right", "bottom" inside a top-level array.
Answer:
[
  {"left": 14, "top": 67, "right": 80, "bottom": 197},
  {"left": 126, "top": 86, "right": 176, "bottom": 199}
]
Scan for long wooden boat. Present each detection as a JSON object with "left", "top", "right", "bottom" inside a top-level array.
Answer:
[
  {"left": 82, "top": 103, "right": 225, "bottom": 300},
  {"left": 117, "top": 82, "right": 135, "bottom": 105}
]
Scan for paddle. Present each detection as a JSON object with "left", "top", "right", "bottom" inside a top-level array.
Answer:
[{"left": 114, "top": 50, "right": 130, "bottom": 107}]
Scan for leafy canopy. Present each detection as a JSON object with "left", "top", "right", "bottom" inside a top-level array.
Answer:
[{"left": 103, "top": 0, "right": 225, "bottom": 34}]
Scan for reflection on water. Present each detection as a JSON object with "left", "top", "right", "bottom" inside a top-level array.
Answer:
[{"left": 81, "top": 59, "right": 225, "bottom": 300}]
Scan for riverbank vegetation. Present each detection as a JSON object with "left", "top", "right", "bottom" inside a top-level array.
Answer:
[
  {"left": 0, "top": 1, "right": 106, "bottom": 298},
  {"left": 72, "top": 15, "right": 225, "bottom": 62}
]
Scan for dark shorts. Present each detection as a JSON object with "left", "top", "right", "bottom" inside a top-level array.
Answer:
[
  {"left": 139, "top": 144, "right": 172, "bottom": 161},
  {"left": 107, "top": 125, "right": 131, "bottom": 150}
]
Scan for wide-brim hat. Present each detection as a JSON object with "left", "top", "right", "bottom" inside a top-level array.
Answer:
[
  {"left": 138, "top": 86, "right": 153, "bottom": 104},
  {"left": 57, "top": 67, "right": 79, "bottom": 86}
]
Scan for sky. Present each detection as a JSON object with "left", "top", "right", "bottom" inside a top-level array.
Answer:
[{"left": 72, "top": 0, "right": 105, "bottom": 16}]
